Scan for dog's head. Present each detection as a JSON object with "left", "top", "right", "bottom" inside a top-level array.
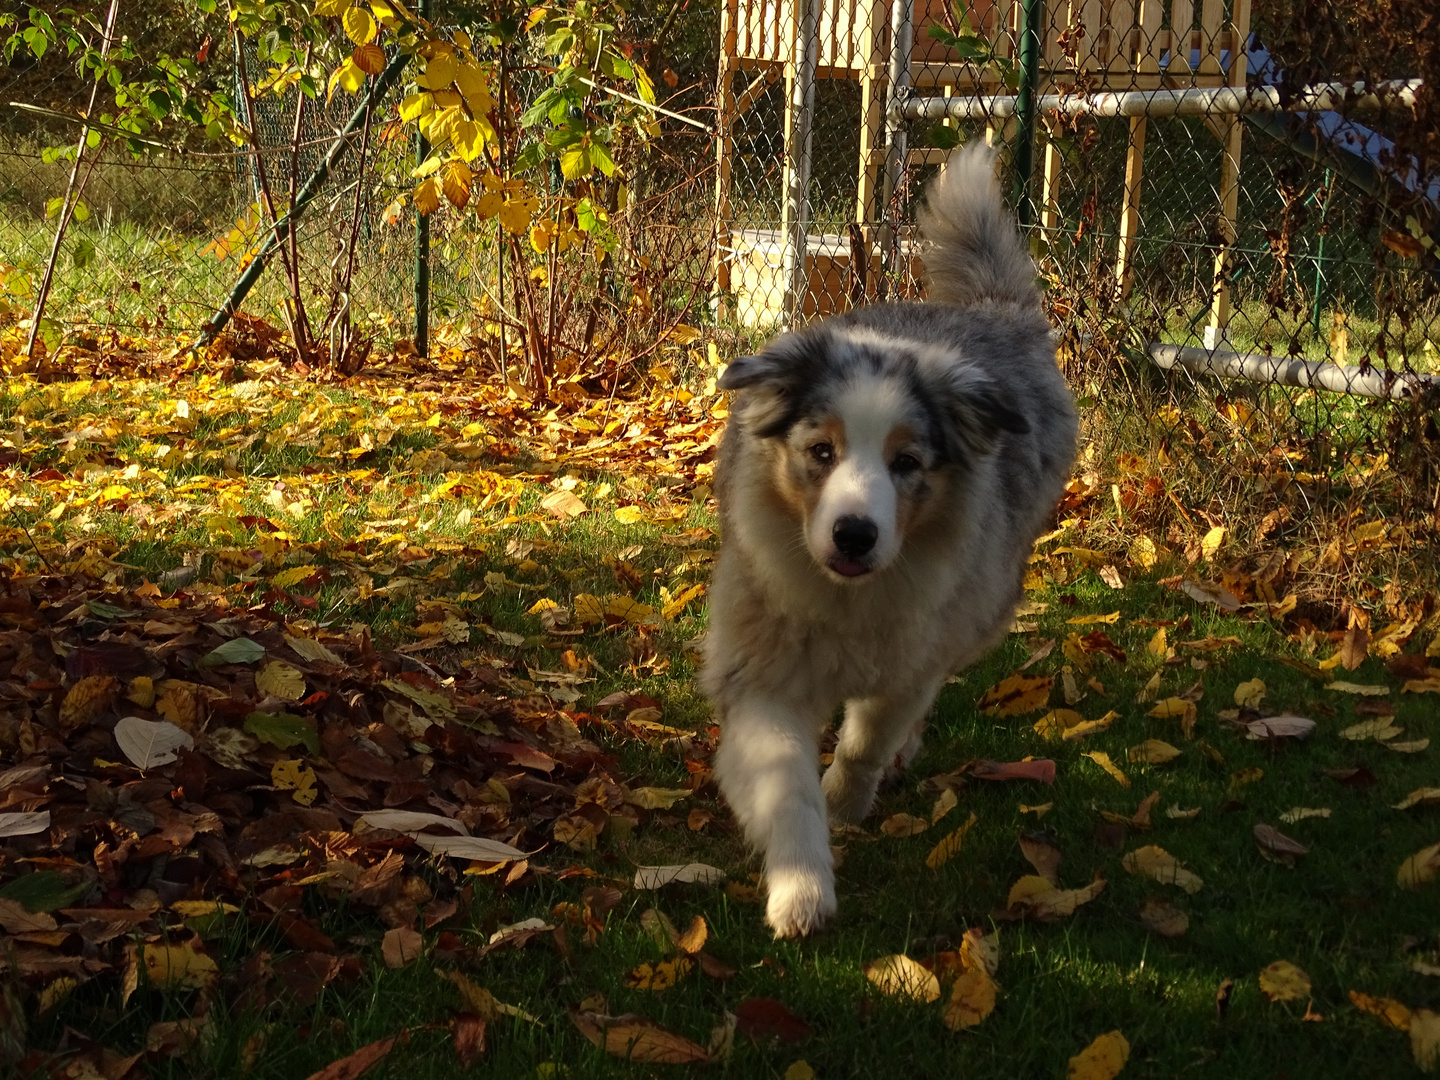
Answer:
[{"left": 719, "top": 326, "right": 1029, "bottom": 583}]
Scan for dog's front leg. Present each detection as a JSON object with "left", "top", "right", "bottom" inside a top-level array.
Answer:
[
  {"left": 823, "top": 677, "right": 945, "bottom": 825},
  {"left": 713, "top": 697, "right": 834, "bottom": 938}
]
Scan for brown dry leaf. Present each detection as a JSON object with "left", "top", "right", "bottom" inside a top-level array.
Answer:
[
  {"left": 302, "top": 1034, "right": 399, "bottom": 1080},
  {"left": 1243, "top": 715, "right": 1316, "bottom": 740},
  {"left": 115, "top": 716, "right": 194, "bottom": 770},
  {"left": 1018, "top": 833, "right": 1063, "bottom": 884},
  {"left": 1067, "top": 1030, "right": 1130, "bottom": 1080},
  {"left": 1019, "top": 802, "right": 1053, "bottom": 818},
  {"left": 942, "top": 969, "right": 997, "bottom": 1030},
  {"left": 540, "top": 490, "right": 588, "bottom": 518},
  {"left": 1083, "top": 751, "right": 1130, "bottom": 787},
  {"left": 0, "top": 897, "right": 59, "bottom": 934},
  {"left": 0, "top": 811, "right": 51, "bottom": 838},
  {"left": 1253, "top": 823, "right": 1308, "bottom": 867},
  {"left": 1412, "top": 1009, "right": 1440, "bottom": 1072},
  {"left": 1122, "top": 845, "right": 1203, "bottom": 893},
  {"left": 1398, "top": 843, "right": 1440, "bottom": 888},
  {"left": 1228, "top": 766, "right": 1264, "bottom": 795},
  {"left": 959, "top": 927, "right": 1000, "bottom": 977},
  {"left": 865, "top": 954, "right": 941, "bottom": 1003},
  {"left": 925, "top": 812, "right": 978, "bottom": 869},
  {"left": 382, "top": 926, "right": 424, "bottom": 969},
  {"left": 1131, "top": 791, "right": 1160, "bottom": 828},
  {"left": 1181, "top": 579, "right": 1241, "bottom": 611},
  {"left": 674, "top": 915, "right": 708, "bottom": 955},
  {"left": 1137, "top": 897, "right": 1188, "bottom": 937},
  {"left": 881, "top": 813, "right": 932, "bottom": 837},
  {"left": 1349, "top": 990, "right": 1412, "bottom": 1031},
  {"left": 1099, "top": 565, "right": 1124, "bottom": 589},
  {"left": 625, "top": 787, "right": 691, "bottom": 810},
  {"left": 569, "top": 1010, "right": 711, "bottom": 1063},
  {"left": 1165, "top": 804, "right": 1201, "bottom": 820},
  {"left": 1259, "top": 960, "right": 1311, "bottom": 1002},
  {"left": 1065, "top": 711, "right": 1120, "bottom": 742},
  {"left": 930, "top": 787, "right": 959, "bottom": 824},
  {"left": 634, "top": 863, "right": 725, "bottom": 889},
  {"left": 1339, "top": 623, "right": 1370, "bottom": 670},
  {"left": 978, "top": 674, "right": 1053, "bottom": 717},
  {"left": 1327, "top": 681, "right": 1390, "bottom": 696},
  {"left": 60, "top": 674, "right": 119, "bottom": 728},
  {"left": 1387, "top": 738, "right": 1431, "bottom": 753},
  {"left": 1127, "top": 739, "right": 1180, "bottom": 765},
  {"left": 1395, "top": 788, "right": 1440, "bottom": 810},
  {"left": 625, "top": 957, "right": 694, "bottom": 990}
]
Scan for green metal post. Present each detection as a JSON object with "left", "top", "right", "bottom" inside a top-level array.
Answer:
[
  {"left": 1013, "top": 0, "right": 1043, "bottom": 227},
  {"left": 414, "top": 0, "right": 432, "bottom": 357},
  {"left": 198, "top": 49, "right": 411, "bottom": 348}
]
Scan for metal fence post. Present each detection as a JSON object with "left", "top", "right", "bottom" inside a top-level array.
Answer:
[
  {"left": 1013, "top": 0, "right": 1042, "bottom": 226},
  {"left": 879, "top": 0, "right": 913, "bottom": 297},
  {"left": 414, "top": 0, "right": 432, "bottom": 357},
  {"left": 782, "top": 0, "right": 819, "bottom": 329}
]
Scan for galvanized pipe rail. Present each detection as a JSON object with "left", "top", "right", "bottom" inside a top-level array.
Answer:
[
  {"left": 1149, "top": 343, "right": 1440, "bottom": 403},
  {"left": 901, "top": 79, "right": 1424, "bottom": 122}
]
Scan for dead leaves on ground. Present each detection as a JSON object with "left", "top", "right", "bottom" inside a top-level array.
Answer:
[{"left": 865, "top": 927, "right": 1001, "bottom": 1033}]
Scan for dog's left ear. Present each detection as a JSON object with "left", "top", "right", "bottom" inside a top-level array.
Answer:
[{"left": 938, "top": 370, "right": 1030, "bottom": 457}]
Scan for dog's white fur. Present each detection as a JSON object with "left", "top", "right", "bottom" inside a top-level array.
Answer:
[{"left": 702, "top": 145, "right": 1079, "bottom": 937}]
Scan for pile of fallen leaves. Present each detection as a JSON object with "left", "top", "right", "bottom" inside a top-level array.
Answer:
[{"left": 0, "top": 561, "right": 718, "bottom": 1076}]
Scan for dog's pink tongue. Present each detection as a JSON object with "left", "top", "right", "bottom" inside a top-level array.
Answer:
[{"left": 831, "top": 558, "right": 870, "bottom": 578}]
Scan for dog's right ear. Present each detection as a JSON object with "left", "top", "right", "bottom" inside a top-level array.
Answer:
[{"left": 716, "top": 354, "right": 774, "bottom": 390}]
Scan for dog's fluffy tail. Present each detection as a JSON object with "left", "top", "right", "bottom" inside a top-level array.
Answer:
[{"left": 917, "top": 143, "right": 1038, "bottom": 309}]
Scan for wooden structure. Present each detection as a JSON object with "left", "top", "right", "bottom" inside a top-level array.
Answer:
[{"left": 714, "top": 0, "right": 1253, "bottom": 338}]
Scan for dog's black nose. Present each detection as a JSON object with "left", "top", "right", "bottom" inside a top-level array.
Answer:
[{"left": 832, "top": 515, "right": 878, "bottom": 558}]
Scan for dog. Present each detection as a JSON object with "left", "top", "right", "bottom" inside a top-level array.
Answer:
[{"left": 701, "top": 144, "right": 1079, "bottom": 937}]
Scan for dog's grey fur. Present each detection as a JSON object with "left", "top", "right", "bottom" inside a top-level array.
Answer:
[{"left": 701, "top": 144, "right": 1078, "bottom": 937}]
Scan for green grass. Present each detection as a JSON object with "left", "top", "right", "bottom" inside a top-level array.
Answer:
[{"left": 3, "top": 363, "right": 1438, "bottom": 1079}]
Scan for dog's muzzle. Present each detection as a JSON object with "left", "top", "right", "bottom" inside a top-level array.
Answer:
[{"left": 829, "top": 515, "right": 878, "bottom": 577}]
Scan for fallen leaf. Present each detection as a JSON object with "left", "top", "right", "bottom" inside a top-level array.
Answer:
[
  {"left": 1018, "top": 832, "right": 1063, "bottom": 884},
  {"left": 302, "top": 1034, "right": 398, "bottom": 1080},
  {"left": 970, "top": 759, "right": 1056, "bottom": 783},
  {"left": 1083, "top": 751, "right": 1131, "bottom": 787},
  {"left": 382, "top": 927, "right": 423, "bottom": 969},
  {"left": 930, "top": 787, "right": 959, "bottom": 824},
  {"left": 1279, "top": 807, "right": 1331, "bottom": 823},
  {"left": 1122, "top": 845, "right": 1203, "bottom": 893},
  {"left": 1340, "top": 718, "right": 1402, "bottom": 741},
  {"left": 1349, "top": 990, "right": 1412, "bottom": 1031},
  {"left": 271, "top": 758, "right": 318, "bottom": 806},
  {"left": 1137, "top": 897, "right": 1188, "bottom": 937},
  {"left": 881, "top": 813, "right": 932, "bottom": 837},
  {"left": 1034, "top": 708, "right": 1086, "bottom": 739},
  {"left": 59, "top": 674, "right": 119, "bottom": 728},
  {"left": 734, "top": 998, "right": 810, "bottom": 1043},
  {"left": 0, "top": 897, "right": 59, "bottom": 933},
  {"left": 626, "top": 956, "right": 694, "bottom": 990},
  {"left": 1386, "top": 738, "right": 1431, "bottom": 753},
  {"left": 570, "top": 1009, "right": 711, "bottom": 1063},
  {"left": 1067, "top": 1030, "right": 1130, "bottom": 1080},
  {"left": 413, "top": 834, "right": 530, "bottom": 861},
  {"left": 139, "top": 941, "right": 219, "bottom": 992},
  {"left": 355, "top": 809, "right": 468, "bottom": 835},
  {"left": 1019, "top": 803, "right": 1052, "bottom": 818},
  {"left": 1395, "top": 789, "right": 1440, "bottom": 810},
  {"left": 1233, "top": 678, "right": 1265, "bottom": 708},
  {"left": 540, "top": 490, "right": 588, "bottom": 518},
  {"left": 1165, "top": 804, "right": 1201, "bottom": 820},
  {"left": 1228, "top": 766, "right": 1263, "bottom": 795},
  {"left": 256, "top": 660, "right": 306, "bottom": 700},
  {"left": 959, "top": 927, "right": 1000, "bottom": 976},
  {"left": 1259, "top": 960, "right": 1311, "bottom": 1002},
  {"left": 1253, "top": 823, "right": 1308, "bottom": 866},
  {"left": 1099, "top": 565, "right": 1124, "bottom": 589},
  {"left": 926, "top": 812, "right": 978, "bottom": 869},
  {"left": 1243, "top": 715, "right": 1316, "bottom": 740},
  {"left": 1002, "top": 874, "right": 1106, "bottom": 920},
  {"left": 942, "top": 969, "right": 997, "bottom": 1030},
  {"left": 1181, "top": 580, "right": 1241, "bottom": 611},
  {"left": 1398, "top": 843, "right": 1440, "bottom": 888},
  {"left": 0, "top": 811, "right": 51, "bottom": 838},
  {"left": 977, "top": 674, "right": 1053, "bottom": 717},
  {"left": 865, "top": 954, "right": 941, "bottom": 1003},
  {"left": 114, "top": 716, "right": 194, "bottom": 770},
  {"left": 1147, "top": 697, "right": 1197, "bottom": 737},
  {"left": 634, "top": 863, "right": 726, "bottom": 889},
  {"left": 1412, "top": 1009, "right": 1440, "bottom": 1072},
  {"left": 1130, "top": 791, "right": 1160, "bottom": 828},
  {"left": 625, "top": 787, "right": 692, "bottom": 810},
  {"left": 1127, "top": 739, "right": 1180, "bottom": 764},
  {"left": 1327, "top": 681, "right": 1390, "bottom": 696},
  {"left": 783, "top": 1062, "right": 816, "bottom": 1080}
]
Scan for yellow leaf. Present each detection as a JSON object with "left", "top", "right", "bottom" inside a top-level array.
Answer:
[
  {"left": 625, "top": 956, "right": 693, "bottom": 990},
  {"left": 315, "top": 0, "right": 352, "bottom": 15},
  {"left": 977, "top": 674, "right": 1053, "bottom": 717},
  {"left": 1019, "top": 802, "right": 1052, "bottom": 818},
  {"left": 784, "top": 1062, "right": 817, "bottom": 1080},
  {"left": 1004, "top": 874, "right": 1106, "bottom": 919},
  {"left": 255, "top": 661, "right": 305, "bottom": 702},
  {"left": 625, "top": 787, "right": 690, "bottom": 810},
  {"left": 1259, "top": 960, "right": 1311, "bottom": 1002},
  {"left": 1146, "top": 696, "right": 1196, "bottom": 737},
  {"left": 942, "top": 969, "right": 997, "bottom": 1030},
  {"left": 353, "top": 42, "right": 386, "bottom": 75},
  {"left": 1083, "top": 751, "right": 1130, "bottom": 787},
  {"left": 1279, "top": 807, "right": 1331, "bottom": 823},
  {"left": 271, "top": 564, "right": 319, "bottom": 588},
  {"left": 420, "top": 53, "right": 457, "bottom": 89},
  {"left": 1122, "top": 844, "right": 1202, "bottom": 893},
  {"left": 141, "top": 942, "right": 218, "bottom": 991},
  {"left": 414, "top": 176, "right": 441, "bottom": 216},
  {"left": 1147, "top": 626, "right": 1167, "bottom": 657},
  {"left": 1067, "top": 1031, "right": 1129, "bottom": 1080},
  {"left": 1394, "top": 788, "right": 1440, "bottom": 810},
  {"left": 573, "top": 594, "right": 605, "bottom": 624},
  {"left": 399, "top": 91, "right": 433, "bottom": 121},
  {"left": 1033, "top": 708, "right": 1086, "bottom": 740},
  {"left": 1127, "top": 739, "right": 1180, "bottom": 765},
  {"left": 497, "top": 195, "right": 536, "bottom": 235},
  {"left": 442, "top": 160, "right": 472, "bottom": 209},
  {"left": 327, "top": 57, "right": 365, "bottom": 101},
  {"left": 1066, "top": 611, "right": 1121, "bottom": 626},
  {"left": 1349, "top": 990, "right": 1412, "bottom": 1031},
  {"left": 662, "top": 583, "right": 705, "bottom": 621},
  {"left": 614, "top": 505, "right": 646, "bottom": 524},
  {"left": 540, "top": 489, "right": 587, "bottom": 518},
  {"left": 925, "top": 812, "right": 978, "bottom": 869},
  {"left": 880, "top": 813, "right": 931, "bottom": 837},
  {"left": 1326, "top": 680, "right": 1390, "bottom": 696},
  {"left": 930, "top": 787, "right": 959, "bottom": 824},
  {"left": 1130, "top": 536, "right": 1157, "bottom": 568},
  {"left": 342, "top": 4, "right": 377, "bottom": 43},
  {"left": 451, "top": 118, "right": 488, "bottom": 161},
  {"left": 1340, "top": 718, "right": 1402, "bottom": 741},
  {"left": 530, "top": 217, "right": 557, "bottom": 252},
  {"left": 1233, "top": 678, "right": 1265, "bottom": 708},
  {"left": 271, "top": 759, "right": 317, "bottom": 806},
  {"left": 1200, "top": 526, "right": 1226, "bottom": 560},
  {"left": 1065, "top": 712, "right": 1119, "bottom": 741},
  {"left": 864, "top": 954, "right": 940, "bottom": 1003},
  {"left": 1398, "top": 843, "right": 1440, "bottom": 888}
]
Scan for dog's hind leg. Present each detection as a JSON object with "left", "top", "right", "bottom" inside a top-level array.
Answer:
[
  {"left": 713, "top": 697, "right": 835, "bottom": 938},
  {"left": 823, "top": 677, "right": 944, "bottom": 825}
]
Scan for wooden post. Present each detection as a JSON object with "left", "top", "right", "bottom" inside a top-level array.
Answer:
[
  {"left": 714, "top": 0, "right": 738, "bottom": 314},
  {"left": 1115, "top": 0, "right": 1160, "bottom": 297}
]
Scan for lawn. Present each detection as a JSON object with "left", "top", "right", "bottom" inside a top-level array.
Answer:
[{"left": 0, "top": 343, "right": 1437, "bottom": 1079}]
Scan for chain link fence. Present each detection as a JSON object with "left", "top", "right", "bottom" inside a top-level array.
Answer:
[{"left": 2, "top": 1, "right": 1437, "bottom": 595}]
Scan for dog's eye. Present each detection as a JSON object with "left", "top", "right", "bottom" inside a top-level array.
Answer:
[
  {"left": 891, "top": 453, "right": 922, "bottom": 474},
  {"left": 809, "top": 442, "right": 834, "bottom": 465}
]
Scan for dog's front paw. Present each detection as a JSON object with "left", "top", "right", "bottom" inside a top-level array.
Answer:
[{"left": 765, "top": 865, "right": 836, "bottom": 938}]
